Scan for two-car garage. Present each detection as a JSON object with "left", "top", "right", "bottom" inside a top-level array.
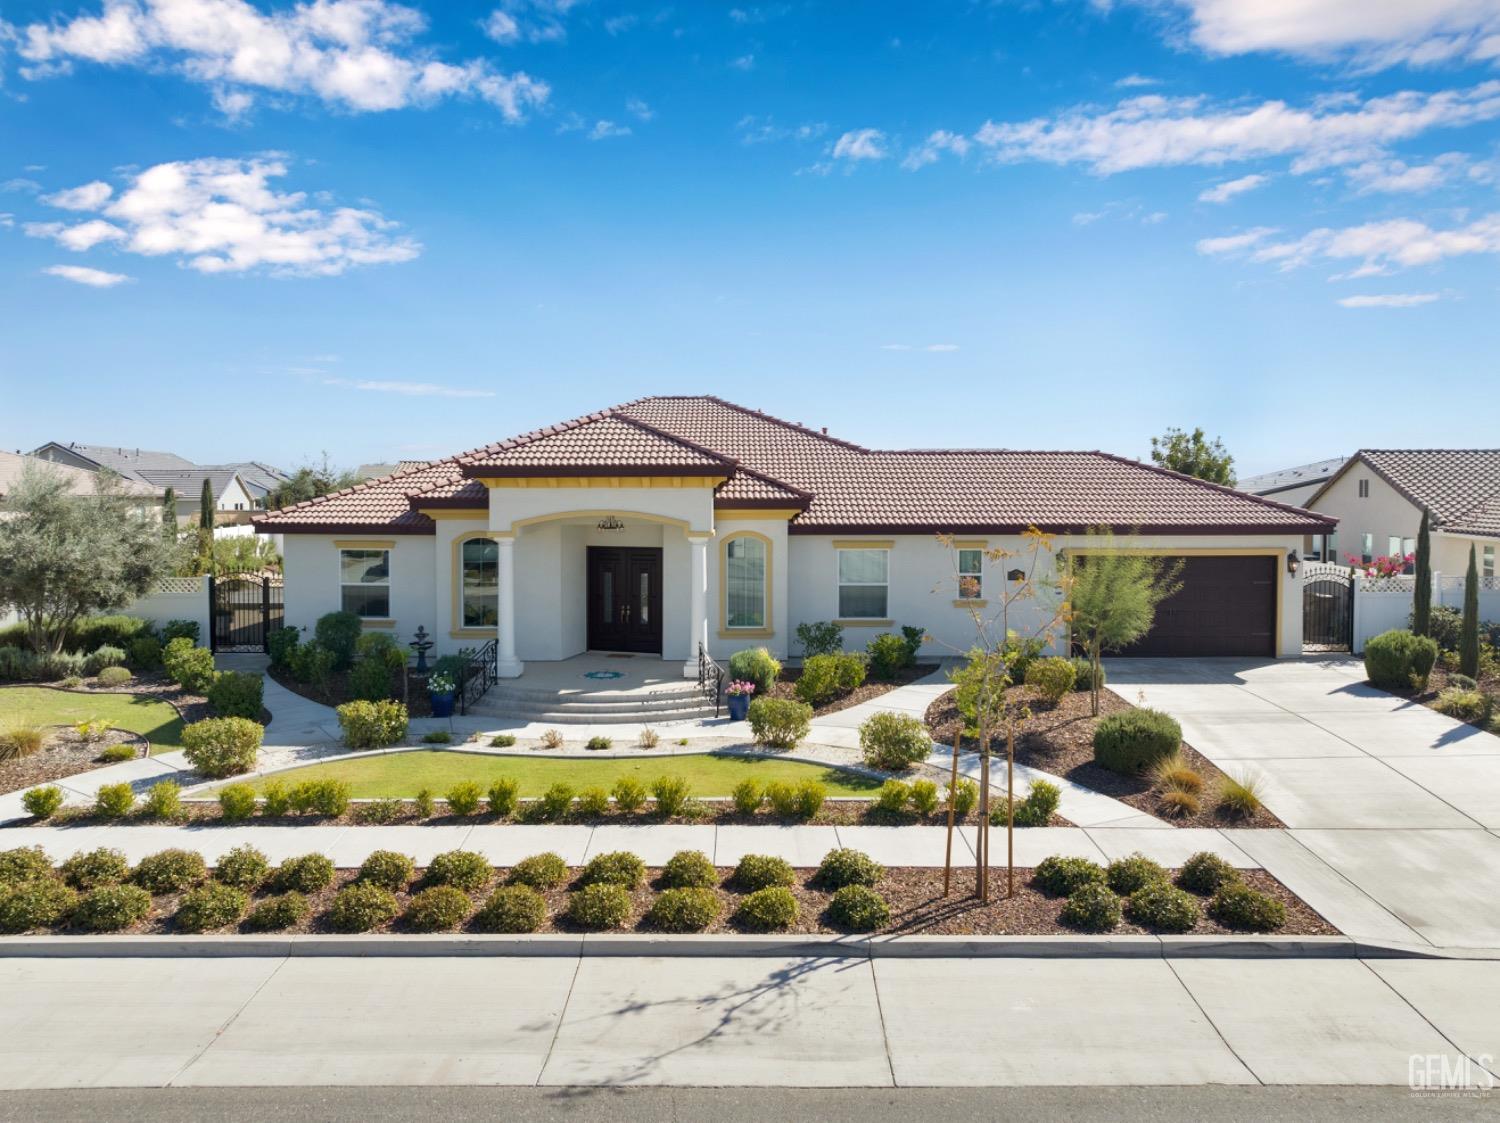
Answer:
[{"left": 1119, "top": 555, "right": 1278, "bottom": 658}]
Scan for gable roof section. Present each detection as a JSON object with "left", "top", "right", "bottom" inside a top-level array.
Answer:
[
  {"left": 1310, "top": 449, "right": 1500, "bottom": 539},
  {"left": 1238, "top": 456, "right": 1345, "bottom": 497},
  {"left": 256, "top": 395, "right": 1334, "bottom": 535},
  {"left": 0, "top": 451, "right": 158, "bottom": 500}
]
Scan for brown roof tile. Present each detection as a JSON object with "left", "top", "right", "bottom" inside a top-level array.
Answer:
[
  {"left": 1348, "top": 449, "right": 1500, "bottom": 539},
  {"left": 458, "top": 413, "right": 732, "bottom": 475}
]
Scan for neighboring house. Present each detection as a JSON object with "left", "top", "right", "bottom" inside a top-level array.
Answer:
[
  {"left": 0, "top": 450, "right": 158, "bottom": 504},
  {"left": 354, "top": 460, "right": 428, "bottom": 481},
  {"left": 255, "top": 396, "right": 1331, "bottom": 673},
  {"left": 1239, "top": 456, "right": 1345, "bottom": 511},
  {"left": 1305, "top": 449, "right": 1500, "bottom": 578}
]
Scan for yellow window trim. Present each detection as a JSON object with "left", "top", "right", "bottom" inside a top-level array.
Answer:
[
  {"left": 479, "top": 475, "right": 728, "bottom": 489},
  {"left": 720, "top": 530, "right": 773, "bottom": 637},
  {"left": 715, "top": 508, "right": 801, "bottom": 521},
  {"left": 954, "top": 539, "right": 988, "bottom": 549},
  {"left": 831, "top": 539, "right": 895, "bottom": 550},
  {"left": 450, "top": 628, "right": 497, "bottom": 639},
  {"left": 952, "top": 599, "right": 988, "bottom": 608},
  {"left": 420, "top": 508, "right": 488, "bottom": 520},
  {"left": 334, "top": 539, "right": 396, "bottom": 550},
  {"left": 359, "top": 618, "right": 395, "bottom": 629},
  {"left": 835, "top": 618, "right": 894, "bottom": 628},
  {"left": 451, "top": 532, "right": 501, "bottom": 635}
]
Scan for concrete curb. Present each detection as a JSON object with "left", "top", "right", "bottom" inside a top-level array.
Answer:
[{"left": 0, "top": 933, "right": 1469, "bottom": 959}]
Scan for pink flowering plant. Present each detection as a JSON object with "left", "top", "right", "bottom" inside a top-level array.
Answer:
[
  {"left": 1345, "top": 553, "right": 1413, "bottom": 578},
  {"left": 725, "top": 680, "right": 757, "bottom": 697}
]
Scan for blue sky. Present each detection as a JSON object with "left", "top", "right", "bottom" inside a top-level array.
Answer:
[{"left": 2, "top": 0, "right": 1498, "bottom": 480}]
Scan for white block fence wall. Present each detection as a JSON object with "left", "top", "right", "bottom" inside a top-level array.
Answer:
[
  {"left": 1351, "top": 572, "right": 1500, "bottom": 653},
  {"left": 124, "top": 576, "right": 212, "bottom": 642}
]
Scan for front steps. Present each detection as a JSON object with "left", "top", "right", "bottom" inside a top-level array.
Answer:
[{"left": 467, "top": 680, "right": 720, "bottom": 724}]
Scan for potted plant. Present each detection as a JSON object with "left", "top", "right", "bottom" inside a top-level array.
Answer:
[
  {"left": 427, "top": 672, "right": 457, "bottom": 718},
  {"left": 725, "top": 679, "right": 756, "bottom": 721}
]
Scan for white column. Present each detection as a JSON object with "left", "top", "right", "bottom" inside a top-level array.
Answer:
[
  {"left": 683, "top": 534, "right": 709, "bottom": 676},
  {"left": 496, "top": 536, "right": 524, "bottom": 678}
]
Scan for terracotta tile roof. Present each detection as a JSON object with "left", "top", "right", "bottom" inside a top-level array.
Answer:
[
  {"left": 257, "top": 395, "right": 1334, "bottom": 534},
  {"left": 1343, "top": 449, "right": 1500, "bottom": 539}
]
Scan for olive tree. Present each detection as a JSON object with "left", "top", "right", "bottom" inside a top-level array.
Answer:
[{"left": 0, "top": 462, "right": 181, "bottom": 654}]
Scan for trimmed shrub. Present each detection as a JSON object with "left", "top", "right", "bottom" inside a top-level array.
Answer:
[
  {"left": 1208, "top": 883, "right": 1287, "bottom": 933},
  {"left": 1070, "top": 656, "right": 1103, "bottom": 693},
  {"left": 0, "top": 879, "right": 77, "bottom": 933},
  {"left": 414, "top": 788, "right": 435, "bottom": 818},
  {"left": 244, "top": 892, "right": 309, "bottom": 932},
  {"left": 330, "top": 883, "right": 399, "bottom": 933},
  {"left": 1365, "top": 629, "right": 1440, "bottom": 691},
  {"left": 128, "top": 636, "right": 163, "bottom": 671},
  {"left": 22, "top": 786, "right": 64, "bottom": 820},
  {"left": 217, "top": 783, "right": 257, "bottom": 822},
  {"left": 1216, "top": 773, "right": 1264, "bottom": 820},
  {"left": 1126, "top": 882, "right": 1201, "bottom": 933},
  {"left": 577, "top": 786, "right": 611, "bottom": 817},
  {"left": 134, "top": 849, "right": 207, "bottom": 893},
  {"left": 1093, "top": 708, "right": 1181, "bottom": 775},
  {"left": 288, "top": 779, "right": 351, "bottom": 818},
  {"left": 270, "top": 853, "right": 335, "bottom": 894},
  {"left": 735, "top": 886, "right": 798, "bottom": 931},
  {"left": 662, "top": 849, "right": 717, "bottom": 889},
  {"left": 537, "top": 782, "right": 575, "bottom": 821},
  {"left": 1106, "top": 853, "right": 1169, "bottom": 896},
  {"left": 828, "top": 884, "right": 889, "bottom": 931},
  {"left": 336, "top": 700, "right": 408, "bottom": 749},
  {"left": 358, "top": 850, "right": 415, "bottom": 891},
  {"left": 289, "top": 641, "right": 335, "bottom": 687},
  {"left": 473, "top": 885, "right": 547, "bottom": 933},
  {"left": 731, "top": 778, "right": 765, "bottom": 815},
  {"left": 347, "top": 656, "right": 395, "bottom": 702},
  {"left": 584, "top": 735, "right": 612, "bottom": 752},
  {"left": 858, "top": 711, "right": 932, "bottom": 772},
  {"left": 404, "top": 886, "right": 472, "bottom": 932},
  {"left": 1060, "top": 883, "right": 1122, "bottom": 932},
  {"left": 732, "top": 853, "right": 795, "bottom": 892},
  {"left": 314, "top": 611, "right": 363, "bottom": 670},
  {"left": 748, "top": 697, "right": 813, "bottom": 749},
  {"left": 876, "top": 779, "right": 912, "bottom": 814},
  {"left": 648, "top": 887, "right": 722, "bottom": 932},
  {"left": 1032, "top": 855, "right": 1106, "bottom": 897},
  {"left": 181, "top": 717, "right": 262, "bottom": 778},
  {"left": 509, "top": 852, "right": 569, "bottom": 890},
  {"left": 97, "top": 666, "right": 133, "bottom": 687},
  {"left": 0, "top": 846, "right": 53, "bottom": 886},
  {"left": 948, "top": 778, "right": 978, "bottom": 818},
  {"left": 215, "top": 845, "right": 270, "bottom": 889},
  {"left": 356, "top": 630, "right": 408, "bottom": 671},
  {"left": 142, "top": 780, "right": 183, "bottom": 821},
  {"left": 98, "top": 744, "right": 136, "bottom": 763},
  {"left": 261, "top": 780, "right": 292, "bottom": 818},
  {"left": 909, "top": 778, "right": 940, "bottom": 816},
  {"left": 796, "top": 620, "right": 844, "bottom": 658},
  {"left": 74, "top": 883, "right": 152, "bottom": 931},
  {"left": 651, "top": 775, "right": 691, "bottom": 818},
  {"left": 354, "top": 798, "right": 404, "bottom": 825},
  {"left": 163, "top": 638, "right": 216, "bottom": 692},
  {"left": 426, "top": 850, "right": 491, "bottom": 892},
  {"left": 1005, "top": 779, "right": 1062, "bottom": 827},
  {"left": 60, "top": 848, "right": 129, "bottom": 890},
  {"left": 580, "top": 850, "right": 645, "bottom": 889},
  {"left": 266, "top": 626, "right": 300, "bottom": 670},
  {"left": 791, "top": 779, "right": 826, "bottom": 819},
  {"left": 207, "top": 671, "right": 264, "bottom": 719},
  {"left": 1178, "top": 852, "right": 1241, "bottom": 896},
  {"left": 175, "top": 882, "right": 248, "bottom": 932},
  {"left": 795, "top": 653, "right": 868, "bottom": 705},
  {"left": 866, "top": 633, "right": 910, "bottom": 681},
  {"left": 93, "top": 783, "right": 135, "bottom": 820},
  {"left": 84, "top": 645, "right": 126, "bottom": 676},
  {"left": 565, "top": 883, "right": 633, "bottom": 930},
  {"left": 490, "top": 733, "right": 517, "bottom": 748},
  {"left": 1024, "top": 656, "right": 1077, "bottom": 703},
  {"left": 727, "top": 646, "right": 781, "bottom": 698},
  {"left": 816, "top": 847, "right": 883, "bottom": 890},
  {"left": 445, "top": 781, "right": 484, "bottom": 816},
  {"left": 159, "top": 619, "right": 199, "bottom": 644},
  {"left": 611, "top": 776, "right": 647, "bottom": 814},
  {"left": 487, "top": 777, "right": 520, "bottom": 817}
]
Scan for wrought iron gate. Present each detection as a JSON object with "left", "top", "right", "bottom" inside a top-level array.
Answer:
[
  {"left": 1302, "top": 563, "right": 1353, "bottom": 651},
  {"left": 210, "top": 574, "right": 284, "bottom": 653}
]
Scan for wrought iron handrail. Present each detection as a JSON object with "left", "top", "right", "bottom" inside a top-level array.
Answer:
[
  {"left": 458, "top": 639, "right": 499, "bottom": 716},
  {"left": 697, "top": 642, "right": 725, "bottom": 719}
]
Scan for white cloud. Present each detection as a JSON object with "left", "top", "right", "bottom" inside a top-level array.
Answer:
[
  {"left": 44, "top": 263, "right": 133, "bottom": 286},
  {"left": 1115, "top": 73, "right": 1159, "bottom": 88},
  {"left": 625, "top": 96, "right": 653, "bottom": 121},
  {"left": 924, "top": 343, "right": 960, "bottom": 352},
  {"left": 736, "top": 115, "right": 825, "bottom": 145},
  {"left": 587, "top": 119, "right": 630, "bottom": 140},
  {"left": 973, "top": 82, "right": 1500, "bottom": 175},
  {"left": 1344, "top": 153, "right": 1467, "bottom": 192},
  {"left": 1145, "top": 0, "right": 1500, "bottom": 69},
  {"left": 482, "top": 0, "right": 584, "bottom": 45},
  {"left": 324, "top": 378, "right": 496, "bottom": 398},
  {"left": 1338, "top": 292, "right": 1442, "bottom": 307},
  {"left": 832, "top": 128, "right": 888, "bottom": 162},
  {"left": 730, "top": 53, "right": 755, "bottom": 70},
  {"left": 1209, "top": 213, "right": 1500, "bottom": 272},
  {"left": 41, "top": 179, "right": 112, "bottom": 209},
  {"left": 1196, "top": 225, "right": 1280, "bottom": 254},
  {"left": 901, "top": 129, "right": 971, "bottom": 170},
  {"left": 3, "top": 178, "right": 44, "bottom": 194},
  {"left": 17, "top": 0, "right": 550, "bottom": 119},
  {"left": 1199, "top": 172, "right": 1269, "bottom": 202},
  {"left": 27, "top": 156, "right": 420, "bottom": 277},
  {"left": 603, "top": 14, "right": 637, "bottom": 34}
]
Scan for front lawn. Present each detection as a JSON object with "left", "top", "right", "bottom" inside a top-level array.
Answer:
[
  {"left": 0, "top": 686, "right": 186, "bottom": 754},
  {"left": 223, "top": 750, "right": 884, "bottom": 799}
]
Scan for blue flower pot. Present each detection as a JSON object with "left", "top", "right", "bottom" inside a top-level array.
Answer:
[
  {"left": 429, "top": 691, "right": 455, "bottom": 718},
  {"left": 727, "top": 693, "right": 750, "bottom": 721}
]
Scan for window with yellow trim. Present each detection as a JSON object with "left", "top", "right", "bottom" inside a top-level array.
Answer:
[
  {"left": 725, "top": 536, "right": 767, "bottom": 629},
  {"left": 461, "top": 538, "right": 499, "bottom": 627},
  {"left": 956, "top": 548, "right": 983, "bottom": 600},
  {"left": 837, "top": 548, "right": 888, "bottom": 619},
  {"left": 340, "top": 549, "right": 389, "bottom": 618}
]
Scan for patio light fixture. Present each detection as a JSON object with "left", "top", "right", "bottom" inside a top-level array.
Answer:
[
  {"left": 1286, "top": 551, "right": 1300, "bottom": 577},
  {"left": 597, "top": 516, "right": 626, "bottom": 532}
]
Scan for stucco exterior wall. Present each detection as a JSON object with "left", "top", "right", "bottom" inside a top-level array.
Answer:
[
  {"left": 706, "top": 518, "right": 790, "bottom": 661},
  {"left": 1308, "top": 468, "right": 1422, "bottom": 565},
  {"left": 279, "top": 533, "right": 434, "bottom": 644}
]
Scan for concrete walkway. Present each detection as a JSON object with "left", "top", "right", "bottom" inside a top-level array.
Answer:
[{"left": 1, "top": 953, "right": 1497, "bottom": 1087}]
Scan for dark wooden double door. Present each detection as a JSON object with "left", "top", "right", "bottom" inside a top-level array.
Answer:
[{"left": 586, "top": 547, "right": 663, "bottom": 653}]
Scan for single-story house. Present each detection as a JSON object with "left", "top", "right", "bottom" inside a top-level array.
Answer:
[
  {"left": 0, "top": 450, "right": 159, "bottom": 504},
  {"left": 30, "top": 442, "right": 288, "bottom": 522},
  {"left": 253, "top": 396, "right": 1334, "bottom": 676},
  {"left": 1304, "top": 449, "right": 1500, "bottom": 577}
]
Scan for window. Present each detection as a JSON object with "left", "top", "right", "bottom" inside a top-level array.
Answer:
[
  {"left": 956, "top": 548, "right": 983, "bottom": 600},
  {"left": 461, "top": 538, "right": 498, "bottom": 627},
  {"left": 838, "top": 548, "right": 888, "bottom": 619},
  {"left": 1358, "top": 479, "right": 1370, "bottom": 498},
  {"left": 1401, "top": 537, "right": 1416, "bottom": 574},
  {"left": 1361, "top": 533, "right": 1374, "bottom": 564},
  {"left": 725, "top": 535, "right": 767, "bottom": 629},
  {"left": 1388, "top": 536, "right": 1402, "bottom": 560},
  {"left": 1485, "top": 546, "right": 1496, "bottom": 579},
  {"left": 340, "top": 549, "right": 389, "bottom": 618}
]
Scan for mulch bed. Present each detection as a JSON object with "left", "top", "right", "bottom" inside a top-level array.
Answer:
[
  {"left": 925, "top": 685, "right": 1284, "bottom": 829},
  {"left": 0, "top": 729, "right": 149, "bottom": 795},
  {"left": 767, "top": 663, "right": 939, "bottom": 717},
  {"left": 1389, "top": 664, "right": 1500, "bottom": 732},
  {"left": 268, "top": 664, "right": 433, "bottom": 717},
  {"left": 5, "top": 863, "right": 1335, "bottom": 938}
]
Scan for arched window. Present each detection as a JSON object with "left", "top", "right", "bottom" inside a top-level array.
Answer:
[
  {"left": 461, "top": 538, "right": 499, "bottom": 627},
  {"left": 724, "top": 534, "right": 768, "bottom": 630}
]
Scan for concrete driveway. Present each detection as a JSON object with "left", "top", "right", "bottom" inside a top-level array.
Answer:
[{"left": 1106, "top": 656, "right": 1500, "bottom": 948}]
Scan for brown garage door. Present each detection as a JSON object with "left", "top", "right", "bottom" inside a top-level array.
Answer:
[{"left": 1121, "top": 555, "right": 1276, "bottom": 657}]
